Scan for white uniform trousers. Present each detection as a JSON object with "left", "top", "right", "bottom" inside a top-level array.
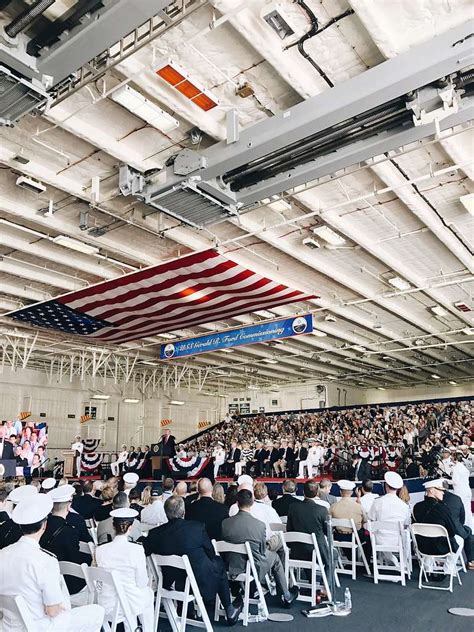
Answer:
[
  {"left": 298, "top": 460, "right": 318, "bottom": 478},
  {"left": 45, "top": 604, "right": 104, "bottom": 632}
]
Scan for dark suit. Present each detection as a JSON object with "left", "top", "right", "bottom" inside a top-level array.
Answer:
[
  {"left": 158, "top": 434, "right": 176, "bottom": 458},
  {"left": 443, "top": 491, "right": 472, "bottom": 562},
  {"left": 143, "top": 518, "right": 231, "bottom": 606},
  {"left": 287, "top": 498, "right": 329, "bottom": 565},
  {"left": 272, "top": 494, "right": 301, "bottom": 517},
  {"left": 71, "top": 493, "right": 102, "bottom": 519},
  {"left": 40, "top": 515, "right": 91, "bottom": 594},
  {"left": 66, "top": 510, "right": 92, "bottom": 543},
  {"left": 0, "top": 517, "right": 21, "bottom": 550},
  {"left": 252, "top": 448, "right": 269, "bottom": 476},
  {"left": 226, "top": 448, "right": 241, "bottom": 476},
  {"left": 351, "top": 459, "right": 371, "bottom": 481},
  {"left": 0, "top": 439, "right": 14, "bottom": 460},
  {"left": 413, "top": 497, "right": 460, "bottom": 555},
  {"left": 185, "top": 496, "right": 229, "bottom": 540}
]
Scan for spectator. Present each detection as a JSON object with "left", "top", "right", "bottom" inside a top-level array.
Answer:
[
  {"left": 287, "top": 480, "right": 329, "bottom": 565},
  {"left": 185, "top": 478, "right": 229, "bottom": 540},
  {"left": 71, "top": 480, "right": 101, "bottom": 519},
  {"left": 93, "top": 485, "right": 115, "bottom": 522},
  {"left": 272, "top": 479, "right": 301, "bottom": 517},
  {"left": 442, "top": 480, "right": 474, "bottom": 570},
  {"left": 318, "top": 479, "right": 337, "bottom": 506},
  {"left": 357, "top": 479, "right": 379, "bottom": 515},
  {"left": 140, "top": 488, "right": 167, "bottom": 527},
  {"left": 212, "top": 482, "right": 225, "bottom": 504},
  {"left": 330, "top": 480, "right": 369, "bottom": 554},
  {"left": 97, "top": 492, "right": 141, "bottom": 544}
]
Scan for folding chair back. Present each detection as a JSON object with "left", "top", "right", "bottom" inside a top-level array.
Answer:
[
  {"left": 83, "top": 565, "right": 136, "bottom": 632},
  {"left": 270, "top": 523, "right": 286, "bottom": 532},
  {"left": 367, "top": 521, "right": 406, "bottom": 586},
  {"left": 410, "top": 523, "right": 462, "bottom": 592},
  {"left": 150, "top": 553, "right": 213, "bottom": 632},
  {"left": 0, "top": 594, "right": 35, "bottom": 631},
  {"left": 281, "top": 531, "right": 332, "bottom": 603},
  {"left": 213, "top": 540, "right": 268, "bottom": 626},
  {"left": 59, "top": 561, "right": 91, "bottom": 605},
  {"left": 331, "top": 518, "right": 370, "bottom": 579},
  {"left": 79, "top": 540, "right": 96, "bottom": 559}
]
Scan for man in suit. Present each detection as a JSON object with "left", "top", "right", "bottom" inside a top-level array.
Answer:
[
  {"left": 443, "top": 483, "right": 474, "bottom": 569},
  {"left": 287, "top": 480, "right": 329, "bottom": 566},
  {"left": 158, "top": 429, "right": 176, "bottom": 458},
  {"left": 71, "top": 480, "right": 102, "bottom": 519},
  {"left": 226, "top": 441, "right": 241, "bottom": 477},
  {"left": 185, "top": 478, "right": 228, "bottom": 540},
  {"left": 221, "top": 489, "right": 298, "bottom": 608},
  {"left": 273, "top": 440, "right": 294, "bottom": 477},
  {"left": 143, "top": 496, "right": 242, "bottom": 626},
  {"left": 0, "top": 424, "right": 15, "bottom": 460},
  {"left": 272, "top": 479, "right": 301, "bottom": 517},
  {"left": 350, "top": 455, "right": 371, "bottom": 482},
  {"left": 250, "top": 441, "right": 268, "bottom": 477}
]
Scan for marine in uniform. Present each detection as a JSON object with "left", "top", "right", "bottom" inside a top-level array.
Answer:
[
  {"left": 95, "top": 508, "right": 154, "bottom": 632},
  {"left": 0, "top": 493, "right": 104, "bottom": 631}
]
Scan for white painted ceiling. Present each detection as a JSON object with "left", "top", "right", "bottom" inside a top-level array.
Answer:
[{"left": 0, "top": 0, "right": 473, "bottom": 393}]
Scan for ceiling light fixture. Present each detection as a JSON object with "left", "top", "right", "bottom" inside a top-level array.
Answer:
[
  {"left": 52, "top": 235, "right": 99, "bottom": 255},
  {"left": 449, "top": 380, "right": 457, "bottom": 385},
  {"left": 91, "top": 394, "right": 110, "bottom": 400},
  {"left": 352, "top": 345, "right": 366, "bottom": 352},
  {"left": 431, "top": 374, "right": 441, "bottom": 379},
  {"left": 110, "top": 84, "right": 179, "bottom": 132},
  {"left": 312, "top": 330, "right": 327, "bottom": 337},
  {"left": 159, "top": 333, "right": 177, "bottom": 340},
  {"left": 255, "top": 310, "right": 276, "bottom": 318},
  {"left": 248, "top": 385, "right": 260, "bottom": 390},
  {"left": 220, "top": 348, "right": 234, "bottom": 354},
  {"left": 387, "top": 276, "right": 411, "bottom": 291},
  {"left": 459, "top": 193, "right": 474, "bottom": 215},
  {"left": 324, "top": 314, "right": 337, "bottom": 322},
  {"left": 123, "top": 398, "right": 140, "bottom": 403},
  {"left": 302, "top": 237, "right": 320, "bottom": 249},
  {"left": 312, "top": 225, "right": 346, "bottom": 246},
  {"left": 263, "top": 358, "right": 278, "bottom": 364},
  {"left": 141, "top": 360, "right": 159, "bottom": 366},
  {"left": 15, "top": 175, "right": 46, "bottom": 195},
  {"left": 462, "top": 327, "right": 474, "bottom": 335},
  {"left": 430, "top": 305, "right": 448, "bottom": 318},
  {"left": 155, "top": 59, "right": 219, "bottom": 111},
  {"left": 170, "top": 400, "right": 185, "bottom": 405},
  {"left": 377, "top": 387, "right": 386, "bottom": 391}
]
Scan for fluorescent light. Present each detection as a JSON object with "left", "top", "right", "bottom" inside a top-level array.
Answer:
[
  {"left": 387, "top": 276, "right": 411, "bottom": 291},
  {"left": 220, "top": 348, "right": 234, "bottom": 353},
  {"left": 430, "top": 305, "right": 448, "bottom": 317},
  {"left": 91, "top": 394, "right": 110, "bottom": 400},
  {"left": 449, "top": 381, "right": 457, "bottom": 385},
  {"left": 460, "top": 193, "right": 474, "bottom": 215},
  {"left": 254, "top": 310, "right": 276, "bottom": 318},
  {"left": 324, "top": 314, "right": 336, "bottom": 322},
  {"left": 269, "top": 198, "right": 292, "bottom": 213},
  {"left": 312, "top": 226, "right": 346, "bottom": 246},
  {"left": 312, "top": 330, "right": 327, "bottom": 337},
  {"left": 248, "top": 385, "right": 259, "bottom": 390},
  {"left": 110, "top": 84, "right": 179, "bottom": 132},
  {"left": 159, "top": 333, "right": 177, "bottom": 340},
  {"left": 377, "top": 387, "right": 386, "bottom": 391},
  {"left": 123, "top": 398, "right": 140, "bottom": 403},
  {"left": 141, "top": 360, "right": 159, "bottom": 366},
  {"left": 351, "top": 345, "right": 366, "bottom": 352},
  {"left": 263, "top": 358, "right": 278, "bottom": 364},
  {"left": 431, "top": 374, "right": 441, "bottom": 379},
  {"left": 52, "top": 235, "right": 99, "bottom": 255},
  {"left": 170, "top": 400, "right": 184, "bottom": 405},
  {"left": 462, "top": 327, "right": 474, "bottom": 335}
]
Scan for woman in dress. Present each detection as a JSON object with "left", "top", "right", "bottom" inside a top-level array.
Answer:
[{"left": 95, "top": 508, "right": 154, "bottom": 632}]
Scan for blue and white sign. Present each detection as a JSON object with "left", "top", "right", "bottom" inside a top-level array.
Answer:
[{"left": 160, "top": 314, "right": 313, "bottom": 360}]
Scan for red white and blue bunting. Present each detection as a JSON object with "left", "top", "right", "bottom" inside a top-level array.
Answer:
[
  {"left": 82, "top": 438, "right": 101, "bottom": 453},
  {"left": 167, "top": 456, "right": 210, "bottom": 477},
  {"left": 81, "top": 452, "right": 103, "bottom": 471}
]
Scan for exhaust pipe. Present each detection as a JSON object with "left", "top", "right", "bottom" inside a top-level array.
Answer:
[{"left": 5, "top": 0, "right": 55, "bottom": 38}]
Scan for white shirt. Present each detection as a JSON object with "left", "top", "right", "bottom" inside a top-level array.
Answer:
[
  {"left": 308, "top": 446, "right": 324, "bottom": 464},
  {"left": 451, "top": 462, "right": 471, "bottom": 497},
  {"left": 313, "top": 498, "right": 330, "bottom": 510},
  {"left": 141, "top": 500, "right": 168, "bottom": 526},
  {"left": 0, "top": 536, "right": 69, "bottom": 630},
  {"left": 212, "top": 448, "right": 226, "bottom": 464},
  {"left": 360, "top": 492, "right": 379, "bottom": 515},
  {"left": 368, "top": 493, "right": 411, "bottom": 545},
  {"left": 96, "top": 534, "right": 150, "bottom": 617},
  {"left": 71, "top": 441, "right": 83, "bottom": 454}
]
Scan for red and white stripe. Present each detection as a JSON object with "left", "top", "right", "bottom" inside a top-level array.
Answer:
[{"left": 56, "top": 249, "right": 313, "bottom": 343}]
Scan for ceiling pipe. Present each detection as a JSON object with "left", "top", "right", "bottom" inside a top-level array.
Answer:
[{"left": 5, "top": 0, "right": 55, "bottom": 38}]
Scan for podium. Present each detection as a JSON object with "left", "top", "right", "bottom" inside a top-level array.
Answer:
[
  {"left": 62, "top": 449, "right": 76, "bottom": 477},
  {"left": 151, "top": 456, "right": 163, "bottom": 478}
]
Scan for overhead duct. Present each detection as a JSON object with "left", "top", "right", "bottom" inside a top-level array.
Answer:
[
  {"left": 4, "top": 0, "right": 55, "bottom": 38},
  {"left": 0, "top": 65, "right": 49, "bottom": 126}
]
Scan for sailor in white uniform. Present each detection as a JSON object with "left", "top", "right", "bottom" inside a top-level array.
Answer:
[
  {"left": 450, "top": 451, "right": 473, "bottom": 529},
  {"left": 111, "top": 445, "right": 129, "bottom": 476},
  {"left": 212, "top": 442, "right": 226, "bottom": 479},
  {"left": 0, "top": 494, "right": 104, "bottom": 631},
  {"left": 71, "top": 435, "right": 84, "bottom": 477},
  {"left": 96, "top": 508, "right": 154, "bottom": 632},
  {"left": 298, "top": 439, "right": 324, "bottom": 478}
]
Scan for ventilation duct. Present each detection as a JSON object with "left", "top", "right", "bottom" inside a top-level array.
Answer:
[{"left": 0, "top": 65, "right": 48, "bottom": 126}]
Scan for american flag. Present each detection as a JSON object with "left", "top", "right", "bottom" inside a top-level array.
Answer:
[{"left": 8, "top": 249, "right": 314, "bottom": 344}]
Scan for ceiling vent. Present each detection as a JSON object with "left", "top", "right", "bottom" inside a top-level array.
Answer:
[
  {"left": 303, "top": 237, "right": 320, "bottom": 249},
  {"left": 454, "top": 301, "right": 471, "bottom": 313},
  {"left": 0, "top": 65, "right": 48, "bottom": 127}
]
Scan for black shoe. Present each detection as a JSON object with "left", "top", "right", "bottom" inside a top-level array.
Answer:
[
  {"left": 226, "top": 601, "right": 243, "bottom": 626},
  {"left": 281, "top": 586, "right": 299, "bottom": 609}
]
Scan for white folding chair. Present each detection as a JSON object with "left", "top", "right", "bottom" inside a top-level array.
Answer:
[
  {"left": 280, "top": 531, "right": 332, "bottom": 603},
  {"left": 88, "top": 526, "right": 98, "bottom": 545},
  {"left": 411, "top": 524, "right": 463, "bottom": 592},
  {"left": 59, "top": 561, "right": 91, "bottom": 606},
  {"left": 149, "top": 553, "right": 213, "bottom": 632},
  {"left": 331, "top": 518, "right": 371, "bottom": 579},
  {"left": 213, "top": 540, "right": 269, "bottom": 627},
  {"left": 0, "top": 594, "right": 35, "bottom": 631},
  {"left": 83, "top": 565, "right": 137, "bottom": 632},
  {"left": 367, "top": 521, "right": 406, "bottom": 586},
  {"left": 79, "top": 540, "right": 96, "bottom": 560},
  {"left": 269, "top": 522, "right": 286, "bottom": 532},
  {"left": 85, "top": 518, "right": 97, "bottom": 529}
]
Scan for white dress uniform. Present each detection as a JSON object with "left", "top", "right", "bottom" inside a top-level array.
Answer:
[
  {"left": 451, "top": 461, "right": 473, "bottom": 529},
  {"left": 360, "top": 492, "right": 379, "bottom": 517},
  {"left": 95, "top": 534, "right": 154, "bottom": 632},
  {"left": 110, "top": 449, "right": 128, "bottom": 476},
  {"left": 0, "top": 538, "right": 103, "bottom": 631},
  {"left": 368, "top": 493, "right": 411, "bottom": 565},
  {"left": 212, "top": 446, "right": 226, "bottom": 478},
  {"left": 298, "top": 444, "right": 325, "bottom": 478},
  {"left": 71, "top": 440, "right": 83, "bottom": 477}
]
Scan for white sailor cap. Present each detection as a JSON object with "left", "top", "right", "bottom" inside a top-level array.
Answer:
[
  {"left": 12, "top": 494, "right": 53, "bottom": 525},
  {"left": 49, "top": 483, "right": 75, "bottom": 503},
  {"left": 384, "top": 471, "right": 403, "bottom": 490},
  {"left": 110, "top": 508, "right": 138, "bottom": 520},
  {"left": 41, "top": 478, "right": 56, "bottom": 491},
  {"left": 123, "top": 472, "right": 139, "bottom": 485},
  {"left": 337, "top": 480, "right": 355, "bottom": 491},
  {"left": 423, "top": 478, "right": 446, "bottom": 490},
  {"left": 8, "top": 484, "right": 38, "bottom": 504},
  {"left": 237, "top": 474, "right": 253, "bottom": 486}
]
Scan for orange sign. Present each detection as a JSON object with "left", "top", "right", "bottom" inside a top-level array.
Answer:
[
  {"left": 19, "top": 411, "right": 31, "bottom": 420},
  {"left": 80, "top": 415, "right": 91, "bottom": 424},
  {"left": 160, "top": 419, "right": 173, "bottom": 427},
  {"left": 198, "top": 420, "right": 211, "bottom": 429}
]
